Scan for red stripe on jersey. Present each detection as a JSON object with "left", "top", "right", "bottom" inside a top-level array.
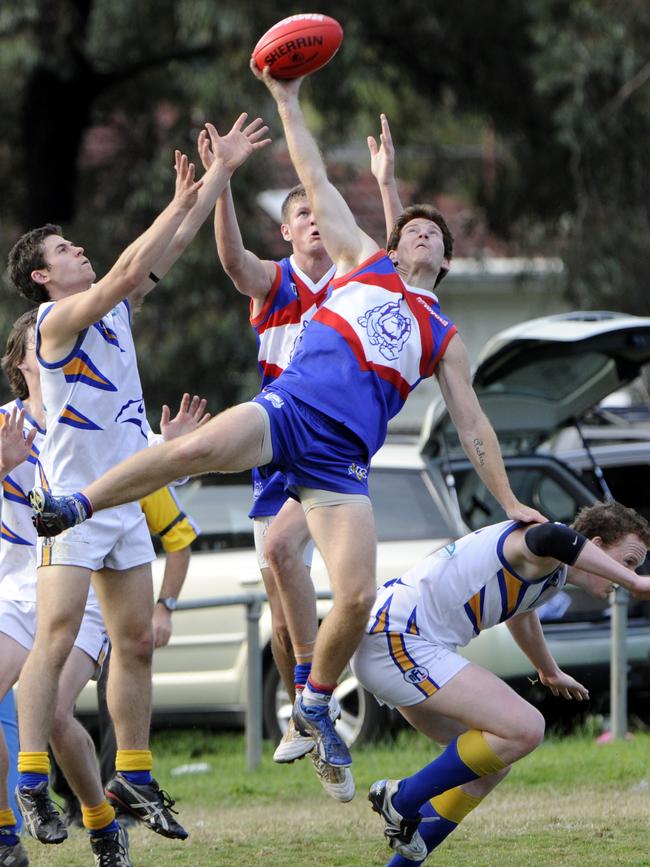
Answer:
[
  {"left": 316, "top": 308, "right": 412, "bottom": 400},
  {"left": 424, "top": 325, "right": 457, "bottom": 378},
  {"left": 250, "top": 262, "right": 283, "bottom": 327},
  {"left": 329, "top": 249, "right": 391, "bottom": 290},
  {"left": 259, "top": 361, "right": 284, "bottom": 380}
]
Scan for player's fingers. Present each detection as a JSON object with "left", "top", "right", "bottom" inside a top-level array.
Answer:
[
  {"left": 193, "top": 397, "right": 208, "bottom": 418},
  {"left": 232, "top": 112, "right": 249, "bottom": 133},
  {"left": 381, "top": 113, "right": 393, "bottom": 142},
  {"left": 160, "top": 405, "right": 170, "bottom": 427},
  {"left": 248, "top": 124, "right": 270, "bottom": 142},
  {"left": 25, "top": 427, "right": 38, "bottom": 448},
  {"left": 249, "top": 57, "right": 263, "bottom": 79},
  {"left": 197, "top": 413, "right": 212, "bottom": 427},
  {"left": 243, "top": 116, "right": 265, "bottom": 134},
  {"left": 179, "top": 393, "right": 190, "bottom": 414},
  {"left": 367, "top": 136, "right": 378, "bottom": 156}
]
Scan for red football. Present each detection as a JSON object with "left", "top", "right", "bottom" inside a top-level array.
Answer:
[{"left": 252, "top": 13, "right": 343, "bottom": 79}]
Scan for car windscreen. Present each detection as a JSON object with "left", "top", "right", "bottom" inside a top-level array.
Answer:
[{"left": 370, "top": 468, "right": 454, "bottom": 541}]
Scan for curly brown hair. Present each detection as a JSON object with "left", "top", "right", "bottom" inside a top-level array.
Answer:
[
  {"left": 1, "top": 309, "right": 38, "bottom": 400},
  {"left": 7, "top": 223, "right": 61, "bottom": 304},
  {"left": 572, "top": 501, "right": 650, "bottom": 547}
]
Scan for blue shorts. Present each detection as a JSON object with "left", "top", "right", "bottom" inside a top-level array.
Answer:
[
  {"left": 249, "top": 468, "right": 289, "bottom": 519},
  {"left": 252, "top": 387, "right": 370, "bottom": 498}
]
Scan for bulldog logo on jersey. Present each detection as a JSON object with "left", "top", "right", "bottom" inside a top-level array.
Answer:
[{"left": 357, "top": 301, "right": 412, "bottom": 361}]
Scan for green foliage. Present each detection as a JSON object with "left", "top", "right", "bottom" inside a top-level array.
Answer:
[{"left": 0, "top": 0, "right": 649, "bottom": 413}]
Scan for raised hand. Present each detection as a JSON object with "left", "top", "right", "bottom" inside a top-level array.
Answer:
[
  {"left": 0, "top": 407, "right": 37, "bottom": 477},
  {"left": 368, "top": 114, "right": 395, "bottom": 185},
  {"left": 506, "top": 501, "right": 547, "bottom": 525},
  {"left": 172, "top": 150, "right": 203, "bottom": 211},
  {"left": 160, "top": 393, "right": 210, "bottom": 441},
  {"left": 249, "top": 58, "right": 304, "bottom": 106},
  {"left": 198, "top": 129, "right": 214, "bottom": 172},
  {"left": 204, "top": 113, "right": 271, "bottom": 174}
]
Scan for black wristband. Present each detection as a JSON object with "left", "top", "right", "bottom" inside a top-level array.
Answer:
[
  {"left": 525, "top": 522, "right": 587, "bottom": 565},
  {"left": 148, "top": 271, "right": 160, "bottom": 283}
]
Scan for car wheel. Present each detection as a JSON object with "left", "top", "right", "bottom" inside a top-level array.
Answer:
[{"left": 262, "top": 661, "right": 391, "bottom": 746}]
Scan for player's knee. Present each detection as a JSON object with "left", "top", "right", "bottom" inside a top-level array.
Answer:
[
  {"left": 265, "top": 531, "right": 300, "bottom": 576},
  {"left": 36, "top": 623, "right": 78, "bottom": 667},
  {"left": 516, "top": 708, "right": 545, "bottom": 755},
  {"left": 337, "top": 585, "right": 376, "bottom": 622},
  {"left": 113, "top": 622, "right": 154, "bottom": 664}
]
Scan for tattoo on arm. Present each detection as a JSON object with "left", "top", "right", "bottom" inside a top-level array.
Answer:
[{"left": 473, "top": 438, "right": 486, "bottom": 467}]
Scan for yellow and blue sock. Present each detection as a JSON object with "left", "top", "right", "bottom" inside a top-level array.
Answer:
[
  {"left": 386, "top": 786, "right": 483, "bottom": 865},
  {"left": 17, "top": 751, "right": 49, "bottom": 791},
  {"left": 82, "top": 800, "right": 118, "bottom": 837},
  {"left": 391, "top": 731, "right": 506, "bottom": 818},
  {"left": 116, "top": 749, "right": 152, "bottom": 785},
  {"left": 0, "top": 808, "right": 19, "bottom": 847}
]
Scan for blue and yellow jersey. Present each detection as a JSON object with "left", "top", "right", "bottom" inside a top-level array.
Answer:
[
  {"left": 36, "top": 299, "right": 149, "bottom": 494},
  {"left": 367, "top": 520, "right": 568, "bottom": 649},
  {"left": 140, "top": 485, "right": 199, "bottom": 552}
]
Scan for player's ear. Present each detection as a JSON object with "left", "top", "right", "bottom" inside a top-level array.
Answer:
[
  {"left": 31, "top": 269, "right": 49, "bottom": 286},
  {"left": 280, "top": 223, "right": 292, "bottom": 242},
  {"left": 590, "top": 536, "right": 603, "bottom": 548},
  {"left": 388, "top": 250, "right": 398, "bottom": 265}
]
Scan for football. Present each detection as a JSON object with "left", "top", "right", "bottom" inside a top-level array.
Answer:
[{"left": 252, "top": 13, "right": 343, "bottom": 79}]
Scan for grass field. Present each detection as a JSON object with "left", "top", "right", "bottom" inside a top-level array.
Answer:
[{"left": 20, "top": 728, "right": 650, "bottom": 866}]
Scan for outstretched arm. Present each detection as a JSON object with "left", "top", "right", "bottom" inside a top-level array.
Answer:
[
  {"left": 198, "top": 133, "right": 276, "bottom": 302},
  {"left": 252, "top": 62, "right": 377, "bottom": 274},
  {"left": 506, "top": 611, "right": 589, "bottom": 700},
  {"left": 368, "top": 114, "right": 404, "bottom": 242},
  {"left": 131, "top": 115, "right": 272, "bottom": 307},
  {"left": 436, "top": 334, "right": 546, "bottom": 524}
]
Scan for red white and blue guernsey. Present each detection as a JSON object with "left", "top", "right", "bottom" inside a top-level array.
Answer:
[
  {"left": 249, "top": 255, "right": 335, "bottom": 518},
  {"left": 271, "top": 251, "right": 457, "bottom": 459}
]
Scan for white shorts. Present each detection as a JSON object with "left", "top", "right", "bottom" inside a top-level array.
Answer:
[
  {"left": 351, "top": 631, "right": 470, "bottom": 708},
  {"left": 0, "top": 597, "right": 109, "bottom": 676},
  {"left": 37, "top": 501, "right": 154, "bottom": 572},
  {"left": 253, "top": 516, "right": 315, "bottom": 571}
]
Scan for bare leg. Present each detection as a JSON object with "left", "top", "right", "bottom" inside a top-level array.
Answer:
[
  {"left": 91, "top": 564, "right": 154, "bottom": 750},
  {"left": 260, "top": 565, "right": 297, "bottom": 699},
  {"left": 397, "top": 704, "right": 510, "bottom": 799},
  {"left": 84, "top": 403, "right": 265, "bottom": 512},
  {"left": 265, "top": 499, "right": 318, "bottom": 695},
  {"left": 0, "top": 636, "right": 28, "bottom": 810},
  {"left": 305, "top": 502, "right": 377, "bottom": 685},
  {"left": 17, "top": 567, "right": 90, "bottom": 752},
  {"left": 49, "top": 647, "right": 104, "bottom": 807},
  {"left": 400, "top": 663, "right": 546, "bottom": 764}
]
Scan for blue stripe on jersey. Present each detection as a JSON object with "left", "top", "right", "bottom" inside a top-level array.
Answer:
[
  {"left": 1, "top": 475, "right": 30, "bottom": 507},
  {"left": 63, "top": 349, "right": 118, "bottom": 392},
  {"left": 58, "top": 404, "right": 103, "bottom": 431},
  {"left": 497, "top": 569, "right": 528, "bottom": 622},
  {"left": 406, "top": 606, "right": 419, "bottom": 636},
  {"left": 369, "top": 593, "right": 393, "bottom": 634},
  {"left": 1, "top": 523, "right": 34, "bottom": 546},
  {"left": 93, "top": 320, "right": 123, "bottom": 351}
]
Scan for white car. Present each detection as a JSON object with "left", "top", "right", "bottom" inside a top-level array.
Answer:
[{"left": 76, "top": 440, "right": 458, "bottom": 745}]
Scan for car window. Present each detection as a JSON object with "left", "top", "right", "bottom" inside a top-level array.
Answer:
[
  {"left": 174, "top": 471, "right": 254, "bottom": 551},
  {"left": 481, "top": 351, "right": 612, "bottom": 401},
  {"left": 370, "top": 468, "right": 454, "bottom": 541},
  {"left": 453, "top": 467, "right": 585, "bottom": 530}
]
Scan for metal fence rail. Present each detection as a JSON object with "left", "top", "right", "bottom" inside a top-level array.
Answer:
[{"left": 174, "top": 590, "right": 332, "bottom": 769}]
